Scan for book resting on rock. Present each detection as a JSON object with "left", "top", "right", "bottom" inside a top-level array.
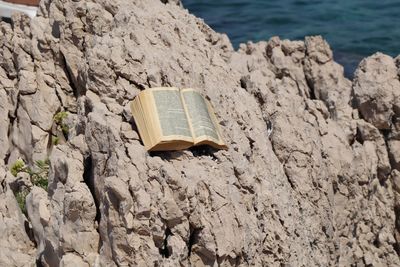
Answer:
[{"left": 130, "top": 87, "right": 227, "bottom": 151}]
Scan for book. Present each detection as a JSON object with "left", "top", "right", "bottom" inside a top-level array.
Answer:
[{"left": 130, "top": 87, "right": 227, "bottom": 151}]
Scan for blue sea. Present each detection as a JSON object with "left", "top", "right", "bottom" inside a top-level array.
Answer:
[{"left": 183, "top": 0, "right": 400, "bottom": 77}]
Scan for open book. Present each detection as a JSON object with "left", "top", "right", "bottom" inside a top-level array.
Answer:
[{"left": 130, "top": 87, "right": 227, "bottom": 151}]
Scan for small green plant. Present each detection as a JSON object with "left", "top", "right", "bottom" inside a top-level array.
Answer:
[
  {"left": 52, "top": 136, "right": 60, "bottom": 145},
  {"left": 15, "top": 189, "right": 29, "bottom": 214},
  {"left": 53, "top": 111, "right": 68, "bottom": 124},
  {"left": 54, "top": 111, "right": 69, "bottom": 137},
  {"left": 31, "top": 159, "right": 50, "bottom": 190},
  {"left": 11, "top": 158, "right": 50, "bottom": 214},
  {"left": 11, "top": 158, "right": 50, "bottom": 190},
  {"left": 10, "top": 159, "right": 25, "bottom": 177}
]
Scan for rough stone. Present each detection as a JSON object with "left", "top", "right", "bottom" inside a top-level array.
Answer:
[
  {"left": 353, "top": 53, "right": 400, "bottom": 129},
  {"left": 0, "top": 0, "right": 399, "bottom": 266},
  {"left": 0, "top": 167, "right": 36, "bottom": 267},
  {"left": 388, "top": 139, "right": 400, "bottom": 170},
  {"left": 0, "top": 89, "right": 10, "bottom": 162}
]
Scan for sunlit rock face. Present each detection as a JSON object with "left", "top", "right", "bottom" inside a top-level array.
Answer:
[{"left": 0, "top": 0, "right": 399, "bottom": 266}]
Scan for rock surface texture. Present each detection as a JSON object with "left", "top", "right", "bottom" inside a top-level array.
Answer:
[{"left": 0, "top": 0, "right": 400, "bottom": 266}]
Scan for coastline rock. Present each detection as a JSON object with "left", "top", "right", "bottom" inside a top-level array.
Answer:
[
  {"left": 304, "top": 36, "right": 353, "bottom": 120},
  {"left": 353, "top": 53, "right": 400, "bottom": 129},
  {"left": 27, "top": 144, "right": 101, "bottom": 266},
  {"left": 0, "top": 89, "right": 10, "bottom": 162},
  {"left": 0, "top": 168, "right": 36, "bottom": 267},
  {"left": 0, "top": 0, "right": 399, "bottom": 266},
  {"left": 161, "top": 0, "right": 182, "bottom": 6}
]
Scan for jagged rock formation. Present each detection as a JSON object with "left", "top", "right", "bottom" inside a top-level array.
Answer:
[{"left": 0, "top": 0, "right": 400, "bottom": 266}]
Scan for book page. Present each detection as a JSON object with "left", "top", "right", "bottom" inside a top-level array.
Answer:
[
  {"left": 181, "top": 89, "right": 221, "bottom": 144},
  {"left": 205, "top": 100, "right": 227, "bottom": 148},
  {"left": 151, "top": 140, "right": 194, "bottom": 151},
  {"left": 140, "top": 92, "right": 160, "bottom": 148},
  {"left": 149, "top": 88, "right": 193, "bottom": 143},
  {"left": 131, "top": 97, "right": 151, "bottom": 149}
]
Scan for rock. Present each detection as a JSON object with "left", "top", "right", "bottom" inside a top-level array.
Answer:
[
  {"left": 26, "top": 186, "right": 50, "bottom": 258},
  {"left": 18, "top": 70, "right": 37, "bottom": 94},
  {"left": 0, "top": 167, "right": 36, "bottom": 266},
  {"left": 0, "top": 89, "right": 10, "bottom": 162},
  {"left": 26, "top": 144, "right": 100, "bottom": 266},
  {"left": 11, "top": 105, "right": 33, "bottom": 163},
  {"left": 353, "top": 53, "right": 400, "bottom": 129},
  {"left": 60, "top": 253, "right": 90, "bottom": 267},
  {"left": 392, "top": 170, "right": 400, "bottom": 193},
  {"left": 160, "top": 0, "right": 182, "bottom": 6},
  {"left": 388, "top": 140, "right": 400, "bottom": 170},
  {"left": 304, "top": 36, "right": 353, "bottom": 123},
  {"left": 31, "top": 125, "right": 49, "bottom": 163},
  {"left": 0, "top": 0, "right": 399, "bottom": 266},
  {"left": 357, "top": 120, "right": 391, "bottom": 180},
  {"left": 19, "top": 85, "right": 61, "bottom": 131},
  {"left": 304, "top": 36, "right": 333, "bottom": 64}
]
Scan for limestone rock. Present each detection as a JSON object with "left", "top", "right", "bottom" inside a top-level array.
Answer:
[
  {"left": 0, "top": 89, "right": 10, "bottom": 162},
  {"left": 161, "top": 0, "right": 182, "bottom": 6},
  {"left": 304, "top": 36, "right": 353, "bottom": 123},
  {"left": 353, "top": 53, "right": 400, "bottom": 129},
  {"left": 23, "top": 144, "right": 100, "bottom": 266},
  {"left": 19, "top": 86, "right": 61, "bottom": 131},
  {"left": 388, "top": 140, "right": 400, "bottom": 170},
  {"left": 0, "top": 0, "right": 399, "bottom": 266},
  {"left": 0, "top": 168, "right": 36, "bottom": 267},
  {"left": 26, "top": 186, "right": 50, "bottom": 258}
]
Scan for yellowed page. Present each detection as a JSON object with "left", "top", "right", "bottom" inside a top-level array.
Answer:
[
  {"left": 141, "top": 91, "right": 163, "bottom": 148},
  {"left": 205, "top": 100, "right": 228, "bottom": 149},
  {"left": 131, "top": 97, "right": 151, "bottom": 150},
  {"left": 147, "top": 87, "right": 194, "bottom": 144},
  {"left": 140, "top": 96, "right": 159, "bottom": 150},
  {"left": 150, "top": 140, "right": 193, "bottom": 152},
  {"left": 179, "top": 89, "right": 196, "bottom": 142},
  {"left": 180, "top": 88, "right": 226, "bottom": 149}
]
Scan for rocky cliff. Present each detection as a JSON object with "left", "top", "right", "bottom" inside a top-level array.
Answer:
[{"left": 1, "top": 0, "right": 400, "bottom": 266}]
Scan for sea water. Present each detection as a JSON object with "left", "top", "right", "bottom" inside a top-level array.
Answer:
[{"left": 183, "top": 0, "right": 400, "bottom": 77}]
